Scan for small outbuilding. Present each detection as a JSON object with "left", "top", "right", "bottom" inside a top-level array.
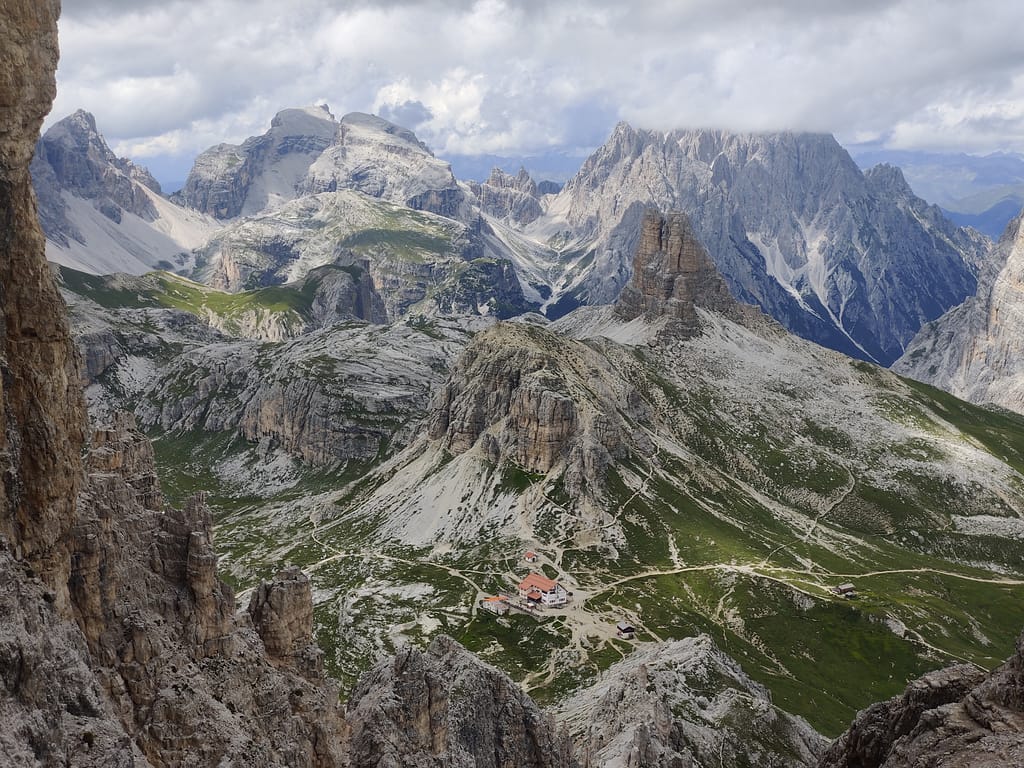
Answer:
[
  {"left": 833, "top": 583, "right": 858, "bottom": 599},
  {"left": 524, "top": 551, "right": 539, "bottom": 563},
  {"left": 481, "top": 596, "right": 510, "bottom": 615}
]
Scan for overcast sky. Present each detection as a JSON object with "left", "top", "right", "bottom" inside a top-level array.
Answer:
[{"left": 52, "top": 0, "right": 1024, "bottom": 184}]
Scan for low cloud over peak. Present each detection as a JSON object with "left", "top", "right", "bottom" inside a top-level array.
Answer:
[{"left": 54, "top": 0, "right": 1024, "bottom": 179}]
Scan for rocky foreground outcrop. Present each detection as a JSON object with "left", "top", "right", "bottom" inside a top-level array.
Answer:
[
  {"left": 0, "top": 17, "right": 577, "bottom": 762},
  {"left": 560, "top": 636, "right": 826, "bottom": 767},
  {"left": 0, "top": 0, "right": 84, "bottom": 614},
  {"left": 346, "top": 635, "right": 576, "bottom": 768},
  {"left": 818, "top": 632, "right": 1024, "bottom": 767},
  {"left": 65, "top": 415, "right": 346, "bottom": 766},
  {"left": 0, "top": 5, "right": 324, "bottom": 764}
]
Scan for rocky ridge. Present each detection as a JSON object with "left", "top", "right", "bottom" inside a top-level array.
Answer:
[
  {"left": 425, "top": 319, "right": 651, "bottom": 520},
  {"left": 894, "top": 209, "right": 1024, "bottom": 414},
  {"left": 176, "top": 107, "right": 471, "bottom": 224},
  {"left": 67, "top": 414, "right": 346, "bottom": 766},
  {"left": 346, "top": 635, "right": 576, "bottom": 768},
  {"left": 137, "top": 319, "right": 468, "bottom": 467},
  {"left": 64, "top": 261, "right": 387, "bottom": 344}
]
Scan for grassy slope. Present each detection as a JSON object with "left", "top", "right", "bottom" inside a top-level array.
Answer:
[
  {"left": 132, "top": 312, "right": 1024, "bottom": 735},
  {"left": 60, "top": 264, "right": 338, "bottom": 330}
]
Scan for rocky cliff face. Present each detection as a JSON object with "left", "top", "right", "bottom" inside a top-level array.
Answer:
[
  {"left": 192, "top": 187, "right": 532, "bottom": 320},
  {"left": 345, "top": 635, "right": 576, "bottom": 768},
  {"left": 0, "top": 0, "right": 84, "bottom": 611},
  {"left": 301, "top": 111, "right": 469, "bottom": 220},
  {"left": 175, "top": 105, "right": 339, "bottom": 220},
  {"left": 137, "top": 320, "right": 465, "bottom": 467},
  {"left": 559, "top": 636, "right": 826, "bottom": 768},
  {"left": 615, "top": 209, "right": 755, "bottom": 335},
  {"left": 818, "top": 631, "right": 1024, "bottom": 767},
  {"left": 65, "top": 261, "right": 387, "bottom": 347},
  {"left": 538, "top": 125, "right": 987, "bottom": 363},
  {"left": 1, "top": 6, "right": 349, "bottom": 763},
  {"left": 893, "top": 210, "right": 1024, "bottom": 414},
  {"left": 177, "top": 107, "right": 470, "bottom": 223},
  {"left": 472, "top": 167, "right": 544, "bottom": 226},
  {"left": 428, "top": 320, "right": 648, "bottom": 492},
  {"left": 68, "top": 414, "right": 347, "bottom": 766}
]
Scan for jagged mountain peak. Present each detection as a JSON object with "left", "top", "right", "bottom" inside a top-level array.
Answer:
[
  {"left": 474, "top": 165, "right": 542, "bottom": 224},
  {"left": 45, "top": 107, "right": 104, "bottom": 143},
  {"left": 176, "top": 104, "right": 341, "bottom": 219},
  {"left": 347, "top": 634, "right": 575, "bottom": 766},
  {"left": 485, "top": 165, "right": 536, "bottom": 191},
  {"left": 42, "top": 109, "right": 162, "bottom": 193},
  {"left": 541, "top": 122, "right": 985, "bottom": 363},
  {"left": 33, "top": 108, "right": 219, "bottom": 275},
  {"left": 40, "top": 108, "right": 132, "bottom": 183},
  {"left": 301, "top": 111, "right": 466, "bottom": 218},
  {"left": 864, "top": 161, "right": 914, "bottom": 194}
]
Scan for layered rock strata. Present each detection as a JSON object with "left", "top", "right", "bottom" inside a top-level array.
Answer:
[
  {"left": 428, "top": 321, "right": 650, "bottom": 494},
  {"left": 615, "top": 208, "right": 755, "bottom": 335},
  {"left": 345, "top": 635, "right": 576, "bottom": 768}
]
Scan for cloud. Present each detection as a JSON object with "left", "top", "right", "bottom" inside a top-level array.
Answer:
[
  {"left": 377, "top": 99, "right": 433, "bottom": 130},
  {"left": 51, "top": 0, "right": 1024, "bottom": 182}
]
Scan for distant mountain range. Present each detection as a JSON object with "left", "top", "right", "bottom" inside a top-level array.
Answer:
[
  {"left": 33, "top": 107, "right": 993, "bottom": 368},
  {"left": 851, "top": 147, "right": 1024, "bottom": 238}
]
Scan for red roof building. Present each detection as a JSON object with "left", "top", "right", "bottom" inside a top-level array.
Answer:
[{"left": 517, "top": 572, "right": 568, "bottom": 606}]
